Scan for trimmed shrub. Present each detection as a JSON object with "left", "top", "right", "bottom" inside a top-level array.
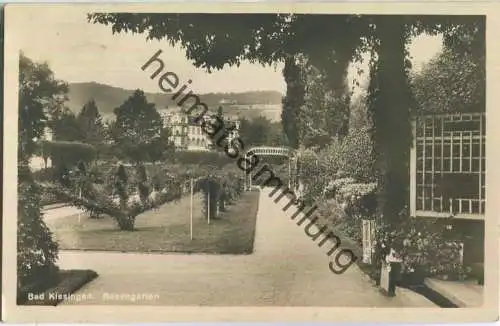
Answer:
[
  {"left": 173, "top": 150, "right": 234, "bottom": 167},
  {"left": 42, "top": 140, "right": 97, "bottom": 169},
  {"left": 136, "top": 164, "right": 150, "bottom": 203},
  {"left": 198, "top": 177, "right": 221, "bottom": 219},
  {"left": 17, "top": 165, "right": 59, "bottom": 292},
  {"left": 196, "top": 172, "right": 244, "bottom": 219},
  {"left": 32, "top": 167, "right": 57, "bottom": 182}
]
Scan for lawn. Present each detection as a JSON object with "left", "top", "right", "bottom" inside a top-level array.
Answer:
[{"left": 46, "top": 190, "right": 260, "bottom": 254}]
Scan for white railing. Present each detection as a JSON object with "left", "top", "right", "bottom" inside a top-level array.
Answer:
[{"left": 246, "top": 146, "right": 294, "bottom": 157}]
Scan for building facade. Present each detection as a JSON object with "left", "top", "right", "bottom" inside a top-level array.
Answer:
[{"left": 162, "top": 111, "right": 240, "bottom": 152}]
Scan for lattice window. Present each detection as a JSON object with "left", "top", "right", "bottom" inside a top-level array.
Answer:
[{"left": 413, "top": 113, "right": 485, "bottom": 217}]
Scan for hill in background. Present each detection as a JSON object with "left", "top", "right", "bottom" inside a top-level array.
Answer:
[{"left": 67, "top": 82, "right": 283, "bottom": 122}]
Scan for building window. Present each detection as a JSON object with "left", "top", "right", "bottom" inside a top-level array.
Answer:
[{"left": 412, "top": 113, "right": 485, "bottom": 217}]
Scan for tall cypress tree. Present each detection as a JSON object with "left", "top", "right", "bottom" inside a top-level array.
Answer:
[{"left": 281, "top": 55, "right": 304, "bottom": 149}]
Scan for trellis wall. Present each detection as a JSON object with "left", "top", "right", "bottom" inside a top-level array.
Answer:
[{"left": 410, "top": 112, "right": 486, "bottom": 219}]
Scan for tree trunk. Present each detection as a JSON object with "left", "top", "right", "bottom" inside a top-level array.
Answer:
[
  {"left": 117, "top": 215, "right": 136, "bottom": 231},
  {"left": 370, "top": 17, "right": 411, "bottom": 228}
]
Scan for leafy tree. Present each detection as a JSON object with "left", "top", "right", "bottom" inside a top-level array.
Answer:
[
  {"left": 266, "top": 121, "right": 289, "bottom": 147},
  {"left": 52, "top": 109, "right": 81, "bottom": 141},
  {"left": 296, "top": 55, "right": 351, "bottom": 149},
  {"left": 148, "top": 126, "right": 174, "bottom": 163},
  {"left": 349, "top": 93, "right": 371, "bottom": 130},
  {"left": 76, "top": 99, "right": 106, "bottom": 145},
  {"left": 17, "top": 54, "right": 61, "bottom": 297},
  {"left": 18, "top": 53, "right": 68, "bottom": 162},
  {"left": 411, "top": 48, "right": 485, "bottom": 114},
  {"left": 238, "top": 116, "right": 277, "bottom": 147},
  {"left": 88, "top": 13, "right": 484, "bottom": 229},
  {"left": 111, "top": 89, "right": 165, "bottom": 163}
]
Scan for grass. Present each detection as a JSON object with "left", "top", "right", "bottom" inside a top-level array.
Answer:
[
  {"left": 18, "top": 269, "right": 98, "bottom": 306},
  {"left": 46, "top": 190, "right": 260, "bottom": 254}
]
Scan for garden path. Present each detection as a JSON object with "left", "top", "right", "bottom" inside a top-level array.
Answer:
[{"left": 57, "top": 187, "right": 435, "bottom": 307}]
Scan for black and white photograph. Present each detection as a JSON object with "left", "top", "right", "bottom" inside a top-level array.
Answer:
[{"left": 2, "top": 3, "right": 498, "bottom": 323}]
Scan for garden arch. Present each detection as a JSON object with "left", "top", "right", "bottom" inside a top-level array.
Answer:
[{"left": 243, "top": 146, "right": 298, "bottom": 191}]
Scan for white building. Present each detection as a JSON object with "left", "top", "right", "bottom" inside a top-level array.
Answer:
[{"left": 162, "top": 111, "right": 240, "bottom": 152}]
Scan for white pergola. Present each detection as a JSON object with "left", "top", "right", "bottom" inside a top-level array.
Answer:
[{"left": 243, "top": 146, "right": 298, "bottom": 190}]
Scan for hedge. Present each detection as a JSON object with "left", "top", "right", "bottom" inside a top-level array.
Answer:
[
  {"left": 173, "top": 150, "right": 234, "bottom": 167},
  {"left": 40, "top": 140, "right": 96, "bottom": 169}
]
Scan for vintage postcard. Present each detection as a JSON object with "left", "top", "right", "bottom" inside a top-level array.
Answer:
[{"left": 2, "top": 2, "right": 499, "bottom": 323}]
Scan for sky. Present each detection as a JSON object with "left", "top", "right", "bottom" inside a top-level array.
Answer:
[{"left": 16, "top": 6, "right": 443, "bottom": 95}]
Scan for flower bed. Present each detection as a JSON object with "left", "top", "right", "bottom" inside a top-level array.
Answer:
[{"left": 374, "top": 216, "right": 469, "bottom": 285}]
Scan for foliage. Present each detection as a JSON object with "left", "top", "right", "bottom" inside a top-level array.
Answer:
[
  {"left": 89, "top": 13, "right": 485, "bottom": 262},
  {"left": 295, "top": 148, "right": 325, "bottom": 205},
  {"left": 281, "top": 56, "right": 304, "bottom": 149},
  {"left": 337, "top": 182, "right": 378, "bottom": 216},
  {"left": 136, "top": 164, "right": 150, "bottom": 203},
  {"left": 51, "top": 109, "right": 82, "bottom": 141},
  {"left": 324, "top": 177, "right": 356, "bottom": 199},
  {"left": 32, "top": 167, "right": 57, "bottom": 183},
  {"left": 173, "top": 150, "right": 234, "bottom": 167},
  {"left": 41, "top": 170, "right": 183, "bottom": 231},
  {"left": 40, "top": 140, "right": 96, "bottom": 169},
  {"left": 364, "top": 17, "right": 412, "bottom": 228},
  {"left": 18, "top": 53, "right": 68, "bottom": 162},
  {"left": 196, "top": 172, "right": 244, "bottom": 220},
  {"left": 17, "top": 165, "right": 59, "bottom": 290},
  {"left": 375, "top": 215, "right": 468, "bottom": 283},
  {"left": 216, "top": 106, "right": 224, "bottom": 120},
  {"left": 18, "top": 55, "right": 64, "bottom": 292},
  {"left": 266, "top": 121, "right": 289, "bottom": 147},
  {"left": 114, "top": 164, "right": 129, "bottom": 207},
  {"left": 238, "top": 116, "right": 287, "bottom": 148},
  {"left": 110, "top": 89, "right": 172, "bottom": 163},
  {"left": 39, "top": 192, "right": 62, "bottom": 206},
  {"left": 297, "top": 55, "right": 350, "bottom": 148},
  {"left": 316, "top": 198, "right": 345, "bottom": 226},
  {"left": 411, "top": 48, "right": 485, "bottom": 114},
  {"left": 148, "top": 127, "right": 174, "bottom": 163},
  {"left": 76, "top": 99, "right": 106, "bottom": 146},
  {"left": 349, "top": 94, "right": 372, "bottom": 130},
  {"left": 337, "top": 127, "right": 375, "bottom": 183},
  {"left": 198, "top": 177, "right": 221, "bottom": 219}
]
